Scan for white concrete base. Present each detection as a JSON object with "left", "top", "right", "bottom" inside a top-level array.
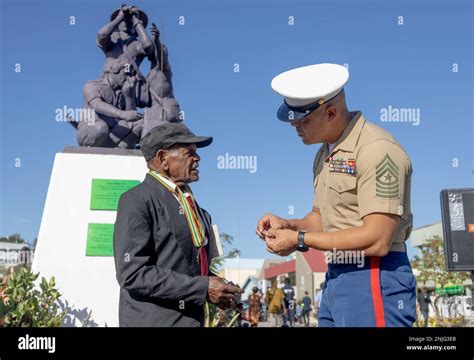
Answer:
[{"left": 32, "top": 148, "right": 147, "bottom": 327}]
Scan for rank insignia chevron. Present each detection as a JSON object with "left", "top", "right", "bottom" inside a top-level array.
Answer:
[{"left": 375, "top": 154, "right": 399, "bottom": 199}]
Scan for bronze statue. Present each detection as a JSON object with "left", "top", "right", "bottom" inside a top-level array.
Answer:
[
  {"left": 70, "top": 5, "right": 182, "bottom": 148},
  {"left": 143, "top": 22, "right": 182, "bottom": 137}
]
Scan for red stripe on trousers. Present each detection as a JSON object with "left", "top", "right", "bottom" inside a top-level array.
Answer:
[{"left": 370, "top": 257, "right": 386, "bottom": 327}]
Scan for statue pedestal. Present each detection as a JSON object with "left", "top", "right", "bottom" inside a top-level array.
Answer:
[{"left": 32, "top": 147, "right": 147, "bottom": 327}]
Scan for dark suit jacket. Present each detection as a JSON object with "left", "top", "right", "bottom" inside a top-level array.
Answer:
[{"left": 113, "top": 174, "right": 219, "bottom": 327}]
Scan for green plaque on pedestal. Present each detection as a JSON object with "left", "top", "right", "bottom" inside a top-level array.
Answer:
[
  {"left": 90, "top": 179, "right": 140, "bottom": 211},
  {"left": 86, "top": 223, "right": 114, "bottom": 256}
]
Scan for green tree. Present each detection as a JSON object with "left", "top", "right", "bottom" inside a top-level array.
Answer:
[
  {"left": 209, "top": 232, "right": 241, "bottom": 274},
  {"left": 411, "top": 235, "right": 470, "bottom": 326},
  {"left": 0, "top": 234, "right": 27, "bottom": 244},
  {"left": 30, "top": 237, "right": 38, "bottom": 251}
]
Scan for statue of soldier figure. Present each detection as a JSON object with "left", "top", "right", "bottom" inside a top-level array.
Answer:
[{"left": 72, "top": 5, "right": 181, "bottom": 148}]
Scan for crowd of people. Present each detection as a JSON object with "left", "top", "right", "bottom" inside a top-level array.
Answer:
[
  {"left": 231, "top": 278, "right": 325, "bottom": 327},
  {"left": 264, "top": 278, "right": 325, "bottom": 327},
  {"left": 238, "top": 281, "right": 437, "bottom": 328}
]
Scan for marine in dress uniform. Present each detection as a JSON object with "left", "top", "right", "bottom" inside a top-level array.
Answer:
[{"left": 257, "top": 63, "right": 416, "bottom": 327}]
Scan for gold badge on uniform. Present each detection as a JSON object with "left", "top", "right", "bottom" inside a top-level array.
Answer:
[{"left": 329, "top": 157, "right": 356, "bottom": 175}]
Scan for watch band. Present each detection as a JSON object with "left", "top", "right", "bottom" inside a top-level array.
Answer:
[{"left": 297, "top": 231, "right": 309, "bottom": 252}]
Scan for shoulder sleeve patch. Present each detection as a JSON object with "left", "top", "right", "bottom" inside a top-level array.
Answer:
[{"left": 375, "top": 154, "right": 400, "bottom": 198}]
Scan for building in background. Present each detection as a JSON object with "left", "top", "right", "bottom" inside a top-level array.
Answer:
[
  {"left": 411, "top": 221, "right": 443, "bottom": 253},
  {"left": 0, "top": 241, "right": 31, "bottom": 270},
  {"left": 217, "top": 258, "right": 265, "bottom": 287},
  {"left": 295, "top": 249, "right": 328, "bottom": 300},
  {"left": 263, "top": 249, "right": 328, "bottom": 301},
  {"left": 264, "top": 258, "right": 296, "bottom": 288}
]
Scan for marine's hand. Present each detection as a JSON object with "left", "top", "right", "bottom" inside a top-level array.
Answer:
[
  {"left": 256, "top": 213, "right": 290, "bottom": 240},
  {"left": 265, "top": 228, "right": 298, "bottom": 257}
]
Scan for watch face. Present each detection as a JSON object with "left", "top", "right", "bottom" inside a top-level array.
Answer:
[
  {"left": 296, "top": 241, "right": 308, "bottom": 252},
  {"left": 297, "top": 244, "right": 309, "bottom": 252}
]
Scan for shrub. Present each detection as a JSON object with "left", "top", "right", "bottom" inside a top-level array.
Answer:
[{"left": 0, "top": 267, "right": 66, "bottom": 327}]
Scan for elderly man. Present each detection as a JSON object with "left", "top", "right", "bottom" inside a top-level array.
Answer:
[
  {"left": 257, "top": 63, "right": 416, "bottom": 327},
  {"left": 114, "top": 123, "right": 242, "bottom": 327}
]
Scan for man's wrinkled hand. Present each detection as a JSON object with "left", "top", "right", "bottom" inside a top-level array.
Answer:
[{"left": 207, "top": 277, "right": 243, "bottom": 310}]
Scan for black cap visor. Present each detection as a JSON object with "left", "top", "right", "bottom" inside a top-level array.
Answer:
[
  {"left": 172, "top": 135, "right": 213, "bottom": 148},
  {"left": 277, "top": 101, "right": 319, "bottom": 122},
  {"left": 277, "top": 89, "right": 344, "bottom": 122}
]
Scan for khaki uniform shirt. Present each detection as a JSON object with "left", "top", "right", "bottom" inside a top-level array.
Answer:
[{"left": 313, "top": 111, "right": 413, "bottom": 252}]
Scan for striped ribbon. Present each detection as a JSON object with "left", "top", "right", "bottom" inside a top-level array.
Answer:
[{"left": 149, "top": 170, "right": 206, "bottom": 249}]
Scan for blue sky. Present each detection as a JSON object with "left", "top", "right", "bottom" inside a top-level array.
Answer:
[{"left": 0, "top": 0, "right": 472, "bottom": 260}]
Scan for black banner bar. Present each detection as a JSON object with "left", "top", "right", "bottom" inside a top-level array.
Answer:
[{"left": 0, "top": 328, "right": 473, "bottom": 359}]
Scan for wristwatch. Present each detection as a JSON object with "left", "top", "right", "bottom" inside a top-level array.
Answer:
[{"left": 296, "top": 231, "right": 309, "bottom": 252}]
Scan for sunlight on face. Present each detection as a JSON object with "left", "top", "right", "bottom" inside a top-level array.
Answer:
[{"left": 166, "top": 144, "right": 200, "bottom": 184}]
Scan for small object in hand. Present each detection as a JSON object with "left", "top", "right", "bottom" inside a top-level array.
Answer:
[{"left": 219, "top": 277, "right": 243, "bottom": 309}]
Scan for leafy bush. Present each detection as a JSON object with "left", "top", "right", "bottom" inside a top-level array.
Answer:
[
  {"left": 0, "top": 267, "right": 66, "bottom": 327},
  {"left": 205, "top": 302, "right": 241, "bottom": 327}
]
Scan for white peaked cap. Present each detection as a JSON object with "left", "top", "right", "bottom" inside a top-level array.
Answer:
[{"left": 271, "top": 63, "right": 349, "bottom": 122}]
